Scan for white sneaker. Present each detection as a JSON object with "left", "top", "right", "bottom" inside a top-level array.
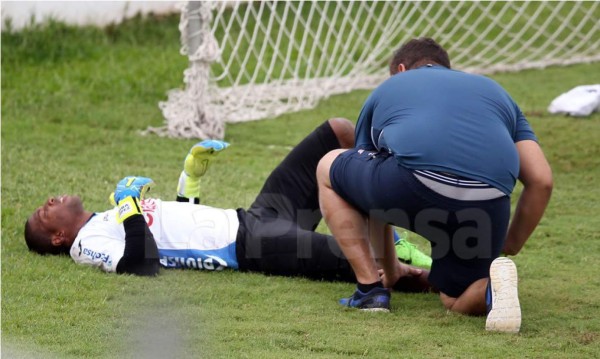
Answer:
[{"left": 485, "top": 257, "right": 521, "bottom": 333}]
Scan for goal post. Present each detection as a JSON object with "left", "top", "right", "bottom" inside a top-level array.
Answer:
[{"left": 151, "top": 1, "right": 600, "bottom": 139}]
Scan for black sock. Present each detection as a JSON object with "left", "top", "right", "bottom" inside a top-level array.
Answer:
[
  {"left": 357, "top": 281, "right": 383, "bottom": 293},
  {"left": 176, "top": 195, "right": 200, "bottom": 204}
]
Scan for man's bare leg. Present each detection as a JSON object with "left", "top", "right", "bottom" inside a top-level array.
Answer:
[
  {"left": 317, "top": 149, "right": 380, "bottom": 285},
  {"left": 440, "top": 278, "right": 488, "bottom": 315}
]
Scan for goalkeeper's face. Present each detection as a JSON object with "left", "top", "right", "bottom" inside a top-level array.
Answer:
[{"left": 27, "top": 195, "right": 85, "bottom": 244}]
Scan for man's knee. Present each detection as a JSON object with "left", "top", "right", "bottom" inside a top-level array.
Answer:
[
  {"left": 317, "top": 149, "right": 346, "bottom": 187},
  {"left": 438, "top": 278, "right": 488, "bottom": 316},
  {"left": 440, "top": 292, "right": 457, "bottom": 310}
]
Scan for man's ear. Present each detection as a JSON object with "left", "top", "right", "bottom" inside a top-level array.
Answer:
[
  {"left": 50, "top": 231, "right": 66, "bottom": 247},
  {"left": 397, "top": 63, "right": 406, "bottom": 73}
]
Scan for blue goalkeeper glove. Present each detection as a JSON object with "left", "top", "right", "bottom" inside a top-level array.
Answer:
[
  {"left": 112, "top": 176, "right": 154, "bottom": 204},
  {"left": 177, "top": 140, "right": 230, "bottom": 198},
  {"left": 110, "top": 176, "right": 154, "bottom": 223}
]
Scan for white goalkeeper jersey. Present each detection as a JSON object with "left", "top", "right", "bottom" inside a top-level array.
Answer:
[{"left": 70, "top": 199, "right": 240, "bottom": 273}]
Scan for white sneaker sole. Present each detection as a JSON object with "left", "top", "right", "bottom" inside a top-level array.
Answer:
[
  {"left": 485, "top": 257, "right": 521, "bottom": 333},
  {"left": 361, "top": 307, "right": 390, "bottom": 313}
]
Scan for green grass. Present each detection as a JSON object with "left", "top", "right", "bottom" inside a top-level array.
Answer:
[{"left": 3, "top": 14, "right": 600, "bottom": 359}]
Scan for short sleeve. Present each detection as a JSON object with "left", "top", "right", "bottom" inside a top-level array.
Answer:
[{"left": 514, "top": 107, "right": 538, "bottom": 143}]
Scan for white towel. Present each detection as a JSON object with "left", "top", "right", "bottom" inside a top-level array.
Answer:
[{"left": 548, "top": 84, "right": 600, "bottom": 117}]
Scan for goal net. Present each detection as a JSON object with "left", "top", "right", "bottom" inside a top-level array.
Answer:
[{"left": 152, "top": 1, "right": 600, "bottom": 139}]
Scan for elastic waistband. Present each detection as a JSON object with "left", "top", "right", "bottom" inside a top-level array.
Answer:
[{"left": 413, "top": 170, "right": 505, "bottom": 201}]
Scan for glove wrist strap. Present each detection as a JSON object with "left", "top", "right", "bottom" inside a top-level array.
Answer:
[
  {"left": 117, "top": 196, "right": 142, "bottom": 223},
  {"left": 177, "top": 171, "right": 201, "bottom": 198}
]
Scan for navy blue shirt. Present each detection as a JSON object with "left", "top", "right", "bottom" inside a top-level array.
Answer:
[{"left": 355, "top": 65, "right": 537, "bottom": 195}]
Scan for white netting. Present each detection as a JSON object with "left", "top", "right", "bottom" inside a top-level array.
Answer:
[{"left": 151, "top": 1, "right": 600, "bottom": 139}]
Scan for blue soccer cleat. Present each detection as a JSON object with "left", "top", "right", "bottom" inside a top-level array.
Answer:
[{"left": 339, "top": 287, "right": 391, "bottom": 312}]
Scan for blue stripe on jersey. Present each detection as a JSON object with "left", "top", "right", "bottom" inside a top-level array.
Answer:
[{"left": 159, "top": 244, "right": 238, "bottom": 270}]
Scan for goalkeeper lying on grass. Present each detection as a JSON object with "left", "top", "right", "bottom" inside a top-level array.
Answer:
[{"left": 24, "top": 118, "right": 432, "bottom": 292}]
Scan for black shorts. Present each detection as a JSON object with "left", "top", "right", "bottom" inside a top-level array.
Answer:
[
  {"left": 330, "top": 148, "right": 511, "bottom": 298},
  {"left": 235, "top": 121, "right": 354, "bottom": 281},
  {"left": 235, "top": 209, "right": 354, "bottom": 282}
]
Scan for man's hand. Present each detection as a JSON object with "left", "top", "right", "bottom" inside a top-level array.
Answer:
[
  {"left": 378, "top": 263, "right": 423, "bottom": 289},
  {"left": 111, "top": 176, "right": 154, "bottom": 205},
  {"left": 177, "top": 140, "right": 230, "bottom": 199},
  {"left": 109, "top": 177, "right": 153, "bottom": 223},
  {"left": 183, "top": 140, "right": 230, "bottom": 178}
]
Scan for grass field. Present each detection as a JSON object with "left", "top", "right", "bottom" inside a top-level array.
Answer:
[{"left": 2, "top": 13, "right": 600, "bottom": 359}]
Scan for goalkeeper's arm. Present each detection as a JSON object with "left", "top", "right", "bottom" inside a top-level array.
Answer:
[
  {"left": 112, "top": 176, "right": 160, "bottom": 276},
  {"left": 116, "top": 212, "right": 160, "bottom": 276}
]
